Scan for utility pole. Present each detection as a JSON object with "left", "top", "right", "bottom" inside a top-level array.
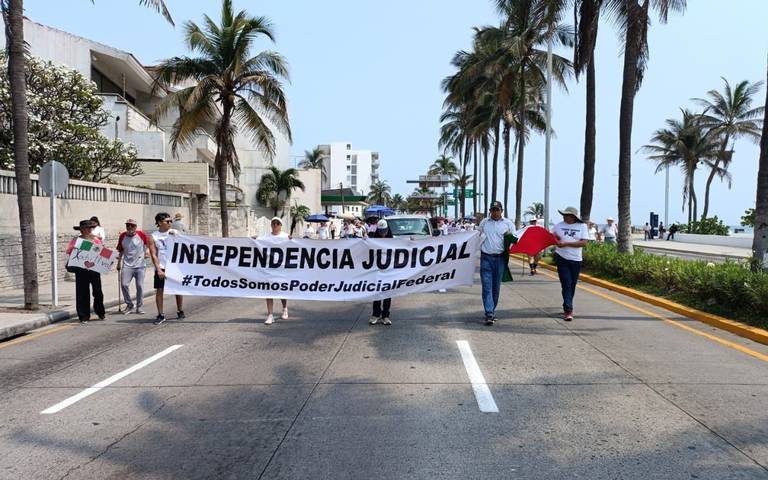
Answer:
[
  {"left": 339, "top": 182, "right": 344, "bottom": 215},
  {"left": 544, "top": 28, "right": 553, "bottom": 228}
]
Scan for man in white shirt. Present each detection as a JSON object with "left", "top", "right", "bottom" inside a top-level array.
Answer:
[
  {"left": 601, "top": 217, "right": 618, "bottom": 244},
  {"left": 149, "top": 212, "right": 183, "bottom": 325},
  {"left": 259, "top": 217, "right": 290, "bottom": 324},
  {"left": 552, "top": 207, "right": 590, "bottom": 321},
  {"left": 478, "top": 201, "right": 516, "bottom": 325},
  {"left": 303, "top": 224, "right": 315, "bottom": 239}
]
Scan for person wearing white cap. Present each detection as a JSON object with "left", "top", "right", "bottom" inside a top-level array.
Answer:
[
  {"left": 369, "top": 219, "right": 394, "bottom": 325},
  {"left": 601, "top": 217, "right": 618, "bottom": 244},
  {"left": 553, "top": 207, "right": 590, "bottom": 321},
  {"left": 260, "top": 217, "right": 290, "bottom": 324},
  {"left": 116, "top": 218, "right": 149, "bottom": 314}
]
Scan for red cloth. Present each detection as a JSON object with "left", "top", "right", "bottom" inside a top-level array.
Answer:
[{"left": 509, "top": 226, "right": 557, "bottom": 256}]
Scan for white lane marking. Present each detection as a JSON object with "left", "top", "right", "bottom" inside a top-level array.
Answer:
[
  {"left": 41, "top": 345, "right": 183, "bottom": 414},
  {"left": 456, "top": 340, "right": 499, "bottom": 413}
]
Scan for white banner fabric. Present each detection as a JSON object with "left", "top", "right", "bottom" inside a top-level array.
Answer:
[{"left": 163, "top": 231, "right": 480, "bottom": 301}]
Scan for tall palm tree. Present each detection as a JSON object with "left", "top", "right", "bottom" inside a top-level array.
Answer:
[
  {"left": 428, "top": 154, "right": 459, "bottom": 177},
  {"left": 524, "top": 201, "right": 544, "bottom": 219},
  {"left": 573, "top": 0, "right": 603, "bottom": 222},
  {"left": 299, "top": 147, "right": 327, "bottom": 182},
  {"left": 694, "top": 78, "right": 764, "bottom": 220},
  {"left": 614, "top": 0, "right": 686, "bottom": 252},
  {"left": 367, "top": 180, "right": 392, "bottom": 206},
  {"left": 641, "top": 110, "right": 720, "bottom": 226},
  {"left": 153, "top": 0, "right": 291, "bottom": 237},
  {"left": 752, "top": 61, "right": 768, "bottom": 271},
  {"left": 390, "top": 193, "right": 405, "bottom": 213},
  {"left": 256, "top": 166, "right": 305, "bottom": 217}
]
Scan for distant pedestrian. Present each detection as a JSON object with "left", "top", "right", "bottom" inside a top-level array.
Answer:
[
  {"left": 66, "top": 219, "right": 105, "bottom": 323},
  {"left": 658, "top": 222, "right": 666, "bottom": 240},
  {"left": 90, "top": 216, "right": 106, "bottom": 242},
  {"left": 171, "top": 213, "right": 188, "bottom": 233},
  {"left": 330, "top": 222, "right": 337, "bottom": 239},
  {"left": 644, "top": 222, "right": 651, "bottom": 240},
  {"left": 318, "top": 222, "right": 329, "bottom": 240},
  {"left": 116, "top": 218, "right": 149, "bottom": 315},
  {"left": 553, "top": 207, "right": 589, "bottom": 322},
  {"left": 528, "top": 217, "right": 542, "bottom": 275},
  {"left": 260, "top": 217, "right": 290, "bottom": 325},
  {"left": 354, "top": 220, "right": 367, "bottom": 238},
  {"left": 149, "top": 212, "right": 184, "bottom": 325},
  {"left": 303, "top": 223, "right": 315, "bottom": 239},
  {"left": 667, "top": 223, "right": 678, "bottom": 240},
  {"left": 369, "top": 219, "right": 394, "bottom": 326},
  {"left": 588, "top": 222, "right": 598, "bottom": 241},
  {"left": 478, "top": 201, "right": 516, "bottom": 325},
  {"left": 601, "top": 217, "right": 618, "bottom": 245}
]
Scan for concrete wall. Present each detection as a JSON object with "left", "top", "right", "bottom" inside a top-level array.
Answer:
[
  {"left": 293, "top": 169, "right": 322, "bottom": 214},
  {"left": 114, "top": 161, "right": 210, "bottom": 196}
]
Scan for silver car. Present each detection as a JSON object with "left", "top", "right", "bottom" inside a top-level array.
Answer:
[{"left": 385, "top": 215, "right": 434, "bottom": 238}]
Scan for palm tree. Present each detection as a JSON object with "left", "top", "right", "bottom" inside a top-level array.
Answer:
[
  {"left": 289, "top": 203, "right": 310, "bottom": 237},
  {"left": 752, "top": 61, "right": 768, "bottom": 271},
  {"left": 694, "top": 78, "right": 764, "bottom": 220},
  {"left": 524, "top": 201, "right": 544, "bottom": 219},
  {"left": 256, "top": 166, "right": 305, "bottom": 217},
  {"left": 453, "top": 174, "right": 473, "bottom": 218},
  {"left": 153, "top": 0, "right": 291, "bottom": 237},
  {"left": 615, "top": 0, "right": 686, "bottom": 253},
  {"left": 428, "top": 155, "right": 459, "bottom": 177},
  {"left": 390, "top": 193, "right": 405, "bottom": 213},
  {"left": 573, "top": 0, "right": 603, "bottom": 222},
  {"left": 367, "top": 180, "right": 392, "bottom": 206},
  {"left": 299, "top": 147, "right": 327, "bottom": 183},
  {"left": 641, "top": 110, "right": 721, "bottom": 226}
]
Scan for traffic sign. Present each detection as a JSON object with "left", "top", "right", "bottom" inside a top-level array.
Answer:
[{"left": 39, "top": 160, "right": 69, "bottom": 195}]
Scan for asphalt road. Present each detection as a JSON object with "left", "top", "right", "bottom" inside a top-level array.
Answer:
[{"left": 1, "top": 267, "right": 767, "bottom": 479}]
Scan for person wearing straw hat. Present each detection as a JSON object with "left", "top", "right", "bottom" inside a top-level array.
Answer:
[
  {"left": 65, "top": 220, "right": 105, "bottom": 323},
  {"left": 552, "top": 207, "right": 590, "bottom": 321},
  {"left": 171, "top": 212, "right": 188, "bottom": 233}
]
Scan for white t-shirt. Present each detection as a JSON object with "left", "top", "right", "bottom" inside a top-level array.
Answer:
[
  {"left": 553, "top": 222, "right": 589, "bottom": 262},
  {"left": 601, "top": 223, "right": 618, "bottom": 239},
  {"left": 261, "top": 231, "right": 289, "bottom": 240},
  {"left": 318, "top": 226, "right": 329, "bottom": 240},
  {"left": 588, "top": 226, "right": 598, "bottom": 241},
  {"left": 354, "top": 226, "right": 365, "bottom": 238},
  {"left": 303, "top": 226, "right": 315, "bottom": 238},
  {"left": 93, "top": 226, "right": 106, "bottom": 242},
  {"left": 152, "top": 230, "right": 172, "bottom": 269}
]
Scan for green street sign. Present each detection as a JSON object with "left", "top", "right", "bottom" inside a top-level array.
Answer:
[
  {"left": 452, "top": 188, "right": 474, "bottom": 199},
  {"left": 447, "top": 200, "right": 456, "bottom": 206}
]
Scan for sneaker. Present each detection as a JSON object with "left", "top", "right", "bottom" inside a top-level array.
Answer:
[
  {"left": 98, "top": 315, "right": 106, "bottom": 321},
  {"left": 382, "top": 317, "right": 392, "bottom": 326},
  {"left": 79, "top": 319, "right": 89, "bottom": 325},
  {"left": 564, "top": 311, "right": 574, "bottom": 322},
  {"left": 369, "top": 316, "right": 379, "bottom": 325},
  {"left": 281, "top": 308, "right": 288, "bottom": 320},
  {"left": 265, "top": 314, "right": 275, "bottom": 325},
  {"left": 153, "top": 314, "right": 166, "bottom": 325},
  {"left": 134, "top": 308, "right": 145, "bottom": 315},
  {"left": 177, "top": 310, "right": 186, "bottom": 320},
  {"left": 122, "top": 308, "right": 133, "bottom": 315},
  {"left": 485, "top": 316, "right": 495, "bottom": 326}
]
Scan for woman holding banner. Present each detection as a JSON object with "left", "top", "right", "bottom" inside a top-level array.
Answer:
[
  {"left": 65, "top": 219, "right": 106, "bottom": 324},
  {"left": 261, "top": 217, "right": 290, "bottom": 325},
  {"left": 369, "top": 219, "right": 394, "bottom": 326}
]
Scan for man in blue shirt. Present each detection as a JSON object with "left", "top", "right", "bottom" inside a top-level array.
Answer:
[{"left": 478, "top": 201, "right": 516, "bottom": 325}]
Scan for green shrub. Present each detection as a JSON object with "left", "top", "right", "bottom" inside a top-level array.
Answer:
[
  {"left": 678, "top": 216, "right": 729, "bottom": 236},
  {"left": 581, "top": 242, "right": 768, "bottom": 329}
]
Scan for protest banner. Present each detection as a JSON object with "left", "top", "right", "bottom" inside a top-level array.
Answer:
[
  {"left": 67, "top": 238, "right": 118, "bottom": 274},
  {"left": 164, "top": 231, "right": 481, "bottom": 301}
]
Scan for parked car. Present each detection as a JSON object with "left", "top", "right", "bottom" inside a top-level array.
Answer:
[{"left": 385, "top": 215, "right": 434, "bottom": 238}]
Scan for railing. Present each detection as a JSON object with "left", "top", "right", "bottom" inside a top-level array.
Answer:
[{"left": 0, "top": 170, "right": 191, "bottom": 207}]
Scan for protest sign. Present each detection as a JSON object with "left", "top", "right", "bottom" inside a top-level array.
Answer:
[
  {"left": 67, "top": 238, "right": 118, "bottom": 274},
  {"left": 164, "top": 231, "right": 481, "bottom": 301}
]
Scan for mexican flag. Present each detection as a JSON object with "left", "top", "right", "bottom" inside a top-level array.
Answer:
[{"left": 509, "top": 225, "right": 557, "bottom": 256}]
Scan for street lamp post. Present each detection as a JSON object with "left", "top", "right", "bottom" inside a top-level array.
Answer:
[
  {"left": 339, "top": 182, "right": 344, "bottom": 215},
  {"left": 544, "top": 29, "right": 553, "bottom": 228},
  {"left": 664, "top": 165, "right": 669, "bottom": 227}
]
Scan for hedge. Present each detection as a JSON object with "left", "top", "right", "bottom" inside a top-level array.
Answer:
[{"left": 577, "top": 242, "right": 768, "bottom": 330}]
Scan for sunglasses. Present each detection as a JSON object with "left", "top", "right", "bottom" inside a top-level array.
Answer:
[
  {"left": 490, "top": 207, "right": 501, "bottom": 212},
  {"left": 163, "top": 220, "right": 173, "bottom": 224}
]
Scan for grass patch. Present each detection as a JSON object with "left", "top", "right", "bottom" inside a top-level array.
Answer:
[{"left": 540, "top": 243, "right": 768, "bottom": 331}]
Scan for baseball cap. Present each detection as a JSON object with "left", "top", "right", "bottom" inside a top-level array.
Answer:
[
  {"left": 489, "top": 201, "right": 503, "bottom": 210},
  {"left": 607, "top": 217, "right": 614, "bottom": 221},
  {"left": 270, "top": 217, "right": 283, "bottom": 225},
  {"left": 125, "top": 218, "right": 138, "bottom": 225}
]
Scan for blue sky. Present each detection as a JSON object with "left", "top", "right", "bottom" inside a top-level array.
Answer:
[{"left": 23, "top": 0, "right": 768, "bottom": 225}]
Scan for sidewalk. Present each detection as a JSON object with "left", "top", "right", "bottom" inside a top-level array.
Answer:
[
  {"left": 0, "top": 270, "right": 155, "bottom": 341},
  {"left": 632, "top": 236, "right": 750, "bottom": 261}
]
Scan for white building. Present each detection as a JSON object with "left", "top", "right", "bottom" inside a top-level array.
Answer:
[
  {"left": 318, "top": 143, "right": 380, "bottom": 196},
  {"left": 4, "top": 19, "right": 321, "bottom": 231}
]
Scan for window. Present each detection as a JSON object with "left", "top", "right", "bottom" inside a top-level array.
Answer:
[{"left": 347, "top": 144, "right": 351, "bottom": 150}]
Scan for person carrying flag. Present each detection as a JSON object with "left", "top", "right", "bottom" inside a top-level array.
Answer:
[
  {"left": 65, "top": 219, "right": 105, "bottom": 324},
  {"left": 552, "top": 207, "right": 590, "bottom": 321},
  {"left": 478, "top": 201, "right": 516, "bottom": 325}
]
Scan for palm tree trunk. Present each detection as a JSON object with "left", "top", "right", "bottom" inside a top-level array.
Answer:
[
  {"left": 483, "top": 143, "right": 489, "bottom": 216},
  {"left": 216, "top": 103, "right": 234, "bottom": 237},
  {"left": 491, "top": 121, "right": 500, "bottom": 205},
  {"left": 4, "top": 0, "right": 39, "bottom": 309},
  {"left": 579, "top": 58, "right": 597, "bottom": 223},
  {"left": 515, "top": 127, "right": 525, "bottom": 229},
  {"left": 502, "top": 124, "right": 511, "bottom": 214},
  {"left": 461, "top": 137, "right": 470, "bottom": 219},
  {"left": 752, "top": 59, "right": 768, "bottom": 271},
  {"left": 691, "top": 177, "right": 697, "bottom": 226},
  {"left": 701, "top": 136, "right": 729, "bottom": 221},
  {"left": 617, "top": 2, "right": 644, "bottom": 254},
  {"left": 472, "top": 141, "right": 478, "bottom": 215}
]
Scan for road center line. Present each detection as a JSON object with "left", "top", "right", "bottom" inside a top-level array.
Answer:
[
  {"left": 456, "top": 340, "right": 498, "bottom": 413},
  {"left": 41, "top": 345, "right": 184, "bottom": 414}
]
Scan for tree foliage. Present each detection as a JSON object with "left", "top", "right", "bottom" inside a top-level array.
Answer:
[
  {"left": 0, "top": 54, "right": 140, "bottom": 181},
  {"left": 742, "top": 208, "right": 755, "bottom": 228},
  {"left": 256, "top": 166, "right": 305, "bottom": 217}
]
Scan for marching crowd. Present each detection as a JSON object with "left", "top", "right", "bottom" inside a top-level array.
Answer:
[{"left": 65, "top": 201, "right": 609, "bottom": 330}]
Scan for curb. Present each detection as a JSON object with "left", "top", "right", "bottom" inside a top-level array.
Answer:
[
  {"left": 515, "top": 255, "right": 768, "bottom": 347},
  {"left": 0, "top": 290, "right": 155, "bottom": 342}
]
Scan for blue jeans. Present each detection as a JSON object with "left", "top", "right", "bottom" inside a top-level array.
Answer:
[
  {"left": 480, "top": 253, "right": 505, "bottom": 318},
  {"left": 556, "top": 255, "right": 582, "bottom": 313}
]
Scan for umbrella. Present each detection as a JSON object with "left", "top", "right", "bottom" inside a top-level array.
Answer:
[
  {"left": 304, "top": 214, "right": 329, "bottom": 223},
  {"left": 366, "top": 205, "right": 395, "bottom": 217}
]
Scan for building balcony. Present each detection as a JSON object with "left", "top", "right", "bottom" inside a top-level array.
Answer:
[
  {"left": 98, "top": 93, "right": 165, "bottom": 161},
  {"left": 209, "top": 178, "right": 244, "bottom": 204}
]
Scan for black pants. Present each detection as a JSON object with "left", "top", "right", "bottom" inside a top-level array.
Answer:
[
  {"left": 75, "top": 269, "right": 105, "bottom": 321},
  {"left": 372, "top": 299, "right": 391, "bottom": 318},
  {"left": 555, "top": 255, "right": 582, "bottom": 313}
]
